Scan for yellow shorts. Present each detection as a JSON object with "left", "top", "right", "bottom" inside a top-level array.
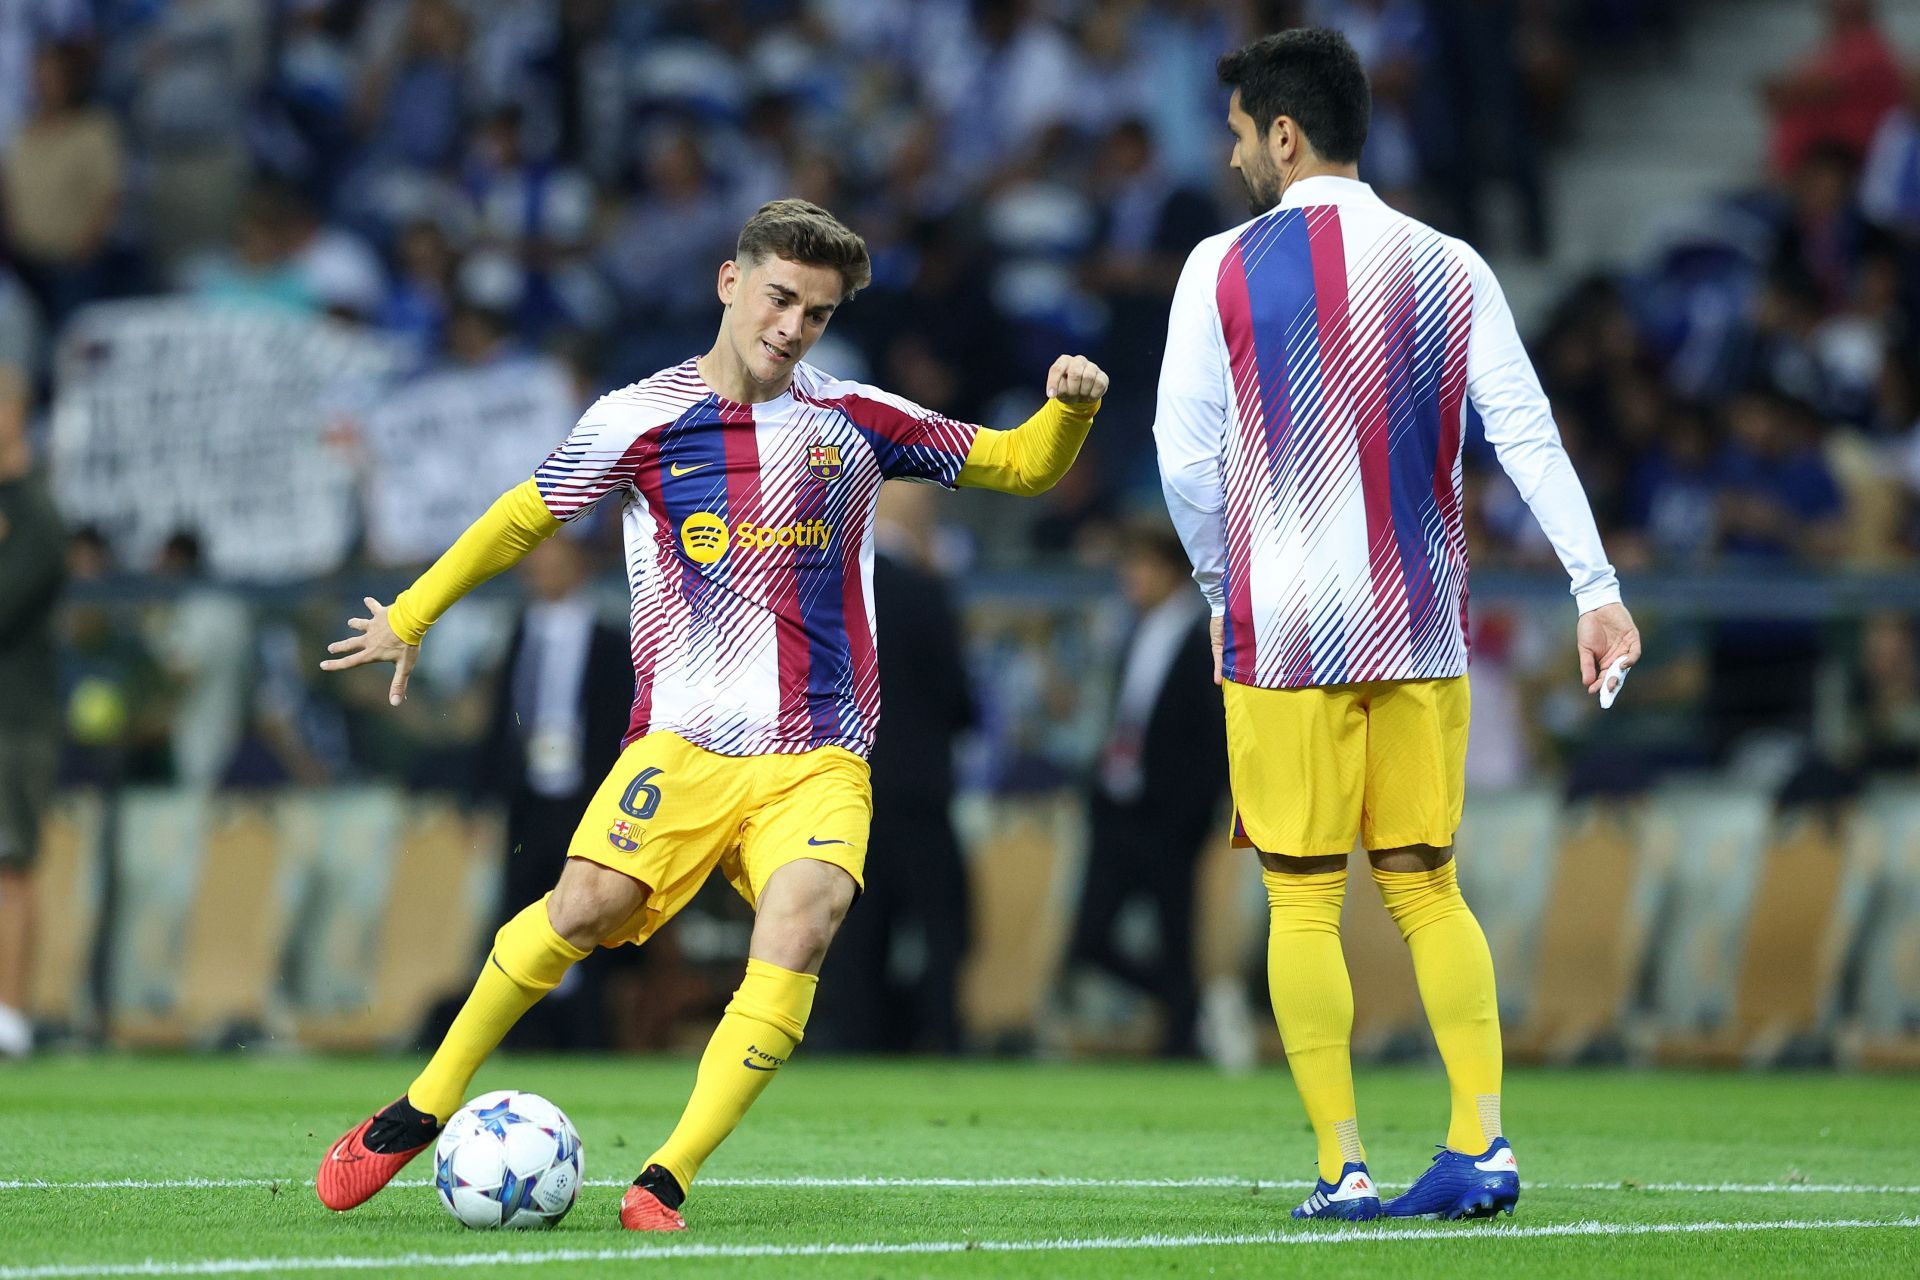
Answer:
[
  {"left": 565, "top": 731, "right": 872, "bottom": 945},
  {"left": 1224, "top": 675, "right": 1469, "bottom": 859}
]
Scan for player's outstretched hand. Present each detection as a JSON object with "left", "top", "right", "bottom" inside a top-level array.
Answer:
[
  {"left": 1047, "top": 354, "right": 1109, "bottom": 404},
  {"left": 320, "top": 596, "right": 418, "bottom": 706},
  {"left": 1577, "top": 601, "right": 1641, "bottom": 697}
]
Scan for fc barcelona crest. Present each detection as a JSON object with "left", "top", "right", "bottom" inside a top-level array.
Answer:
[
  {"left": 806, "top": 443, "right": 844, "bottom": 483},
  {"left": 607, "top": 819, "right": 642, "bottom": 852}
]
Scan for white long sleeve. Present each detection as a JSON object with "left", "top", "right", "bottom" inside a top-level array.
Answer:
[
  {"left": 1147, "top": 176, "right": 1622, "bottom": 692},
  {"left": 1461, "top": 246, "right": 1621, "bottom": 614},
  {"left": 1154, "top": 237, "right": 1233, "bottom": 616}
]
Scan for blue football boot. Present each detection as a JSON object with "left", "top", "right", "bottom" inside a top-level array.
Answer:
[
  {"left": 1290, "top": 1162, "right": 1383, "bottom": 1220},
  {"left": 1383, "top": 1137, "right": 1520, "bottom": 1220}
]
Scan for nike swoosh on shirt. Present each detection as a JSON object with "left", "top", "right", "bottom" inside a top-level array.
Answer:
[
  {"left": 668, "top": 462, "right": 712, "bottom": 477},
  {"left": 807, "top": 837, "right": 849, "bottom": 847}
]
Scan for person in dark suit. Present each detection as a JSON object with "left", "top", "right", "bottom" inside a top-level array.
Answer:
[
  {"left": 814, "top": 482, "right": 976, "bottom": 1053},
  {"left": 1065, "top": 521, "right": 1228, "bottom": 1056},
  {"left": 475, "top": 532, "right": 635, "bottom": 1048}
]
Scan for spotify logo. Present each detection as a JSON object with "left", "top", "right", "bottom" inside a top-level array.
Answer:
[{"left": 680, "top": 512, "right": 730, "bottom": 564}]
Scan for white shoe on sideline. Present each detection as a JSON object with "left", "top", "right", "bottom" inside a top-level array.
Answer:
[
  {"left": 1197, "top": 977, "right": 1258, "bottom": 1074},
  {"left": 0, "top": 1003, "right": 33, "bottom": 1058}
]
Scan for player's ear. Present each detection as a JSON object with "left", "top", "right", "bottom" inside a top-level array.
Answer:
[
  {"left": 1267, "top": 117, "right": 1292, "bottom": 166},
  {"left": 716, "top": 259, "right": 740, "bottom": 306}
]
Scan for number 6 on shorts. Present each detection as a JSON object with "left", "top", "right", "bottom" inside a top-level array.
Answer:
[{"left": 620, "top": 767, "right": 663, "bottom": 820}]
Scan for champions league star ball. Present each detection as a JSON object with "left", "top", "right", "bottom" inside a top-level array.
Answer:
[{"left": 433, "top": 1091, "right": 584, "bottom": 1229}]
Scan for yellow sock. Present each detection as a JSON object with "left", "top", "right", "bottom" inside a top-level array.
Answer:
[
  {"left": 647, "top": 958, "right": 817, "bottom": 1192},
  {"left": 407, "top": 895, "right": 591, "bottom": 1123},
  {"left": 1264, "top": 867, "right": 1364, "bottom": 1182},
  {"left": 1372, "top": 861, "right": 1502, "bottom": 1154}
]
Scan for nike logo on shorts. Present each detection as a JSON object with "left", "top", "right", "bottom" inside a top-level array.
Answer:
[{"left": 807, "top": 837, "right": 849, "bottom": 847}]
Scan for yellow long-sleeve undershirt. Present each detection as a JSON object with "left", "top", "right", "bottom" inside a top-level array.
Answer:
[
  {"left": 384, "top": 397, "right": 1097, "bottom": 646},
  {"left": 956, "top": 397, "right": 1099, "bottom": 496},
  {"left": 386, "top": 479, "right": 560, "bottom": 646}
]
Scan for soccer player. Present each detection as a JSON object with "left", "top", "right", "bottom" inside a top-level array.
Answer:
[
  {"left": 1153, "top": 32, "right": 1641, "bottom": 1221},
  {"left": 315, "top": 199, "right": 1108, "bottom": 1230}
]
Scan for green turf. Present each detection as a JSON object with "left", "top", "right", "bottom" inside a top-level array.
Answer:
[{"left": 1, "top": 1057, "right": 1917, "bottom": 1277}]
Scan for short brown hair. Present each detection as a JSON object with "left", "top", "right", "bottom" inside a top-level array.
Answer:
[{"left": 736, "top": 199, "right": 872, "bottom": 300}]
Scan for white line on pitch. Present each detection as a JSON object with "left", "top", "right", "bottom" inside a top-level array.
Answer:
[
  {"left": 0, "top": 1217, "right": 1916, "bottom": 1279},
  {"left": 6, "top": 1175, "right": 1920, "bottom": 1195}
]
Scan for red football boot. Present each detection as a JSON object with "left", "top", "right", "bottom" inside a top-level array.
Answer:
[
  {"left": 619, "top": 1165, "right": 688, "bottom": 1231},
  {"left": 316, "top": 1096, "right": 442, "bottom": 1211}
]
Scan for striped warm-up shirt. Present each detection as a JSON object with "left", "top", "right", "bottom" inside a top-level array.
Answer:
[
  {"left": 1154, "top": 176, "right": 1619, "bottom": 689},
  {"left": 534, "top": 358, "right": 979, "bottom": 756}
]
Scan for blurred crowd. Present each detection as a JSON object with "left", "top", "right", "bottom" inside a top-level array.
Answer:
[
  {"left": 0, "top": 0, "right": 1668, "bottom": 510},
  {"left": 0, "top": 0, "right": 1676, "bottom": 778},
  {"left": 4, "top": 1, "right": 1919, "bottom": 791}
]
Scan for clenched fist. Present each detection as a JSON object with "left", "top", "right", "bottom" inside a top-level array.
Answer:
[{"left": 1046, "top": 354, "right": 1109, "bottom": 404}]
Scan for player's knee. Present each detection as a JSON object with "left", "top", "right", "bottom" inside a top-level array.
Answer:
[
  {"left": 1366, "top": 843, "right": 1453, "bottom": 874},
  {"left": 546, "top": 861, "right": 647, "bottom": 949},
  {"left": 753, "top": 870, "right": 855, "bottom": 970}
]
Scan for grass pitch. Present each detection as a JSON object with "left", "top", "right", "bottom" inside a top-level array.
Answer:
[{"left": 1, "top": 1056, "right": 1917, "bottom": 1277}]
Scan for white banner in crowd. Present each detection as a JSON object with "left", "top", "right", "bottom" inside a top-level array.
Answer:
[
  {"left": 50, "top": 301, "right": 406, "bottom": 581},
  {"left": 360, "top": 355, "right": 578, "bottom": 566}
]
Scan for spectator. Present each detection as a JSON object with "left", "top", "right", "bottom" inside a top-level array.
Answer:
[
  {"left": 815, "top": 482, "right": 978, "bottom": 1054},
  {"left": 1621, "top": 403, "right": 1720, "bottom": 567},
  {"left": 598, "top": 127, "right": 745, "bottom": 372},
  {"left": 0, "top": 348, "right": 64, "bottom": 1059},
  {"left": 354, "top": 0, "right": 470, "bottom": 173},
  {"left": 1714, "top": 390, "right": 1847, "bottom": 563},
  {"left": 1309, "top": 0, "right": 1432, "bottom": 208},
  {"left": 1705, "top": 392, "right": 1847, "bottom": 755},
  {"left": 1061, "top": 521, "right": 1226, "bottom": 1057},
  {"left": 457, "top": 105, "right": 608, "bottom": 338},
  {"left": 1, "top": 42, "right": 126, "bottom": 329},
  {"left": 1134, "top": 0, "right": 1250, "bottom": 190},
  {"left": 1853, "top": 612, "right": 1920, "bottom": 772},
  {"left": 0, "top": 0, "right": 89, "bottom": 156},
  {"left": 1427, "top": 0, "right": 1551, "bottom": 256},
  {"left": 474, "top": 532, "right": 636, "bottom": 1049},
  {"left": 461, "top": 106, "right": 597, "bottom": 256},
  {"left": 144, "top": 532, "right": 250, "bottom": 789},
  {"left": 262, "top": 183, "right": 390, "bottom": 322},
  {"left": 262, "top": 0, "right": 359, "bottom": 197},
  {"left": 1745, "top": 267, "right": 1844, "bottom": 416},
  {"left": 1081, "top": 117, "right": 1223, "bottom": 472},
  {"left": 921, "top": 0, "right": 1083, "bottom": 186},
  {"left": 1774, "top": 143, "right": 1872, "bottom": 316},
  {"left": 126, "top": 0, "right": 267, "bottom": 271},
  {"left": 185, "top": 180, "right": 319, "bottom": 313},
  {"left": 59, "top": 527, "right": 168, "bottom": 784},
  {"left": 1762, "top": 0, "right": 1902, "bottom": 180},
  {"left": 378, "top": 218, "right": 460, "bottom": 359},
  {"left": 1860, "top": 64, "right": 1920, "bottom": 238},
  {"left": 1069, "top": 1, "right": 1157, "bottom": 138}
]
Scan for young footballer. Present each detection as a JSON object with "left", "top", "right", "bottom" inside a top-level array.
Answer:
[{"left": 316, "top": 199, "right": 1107, "bottom": 1230}]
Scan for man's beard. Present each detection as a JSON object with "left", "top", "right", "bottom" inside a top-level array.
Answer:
[{"left": 1240, "top": 164, "right": 1281, "bottom": 215}]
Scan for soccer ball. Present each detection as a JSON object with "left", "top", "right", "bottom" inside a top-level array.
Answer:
[{"left": 432, "top": 1090, "right": 584, "bottom": 1229}]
